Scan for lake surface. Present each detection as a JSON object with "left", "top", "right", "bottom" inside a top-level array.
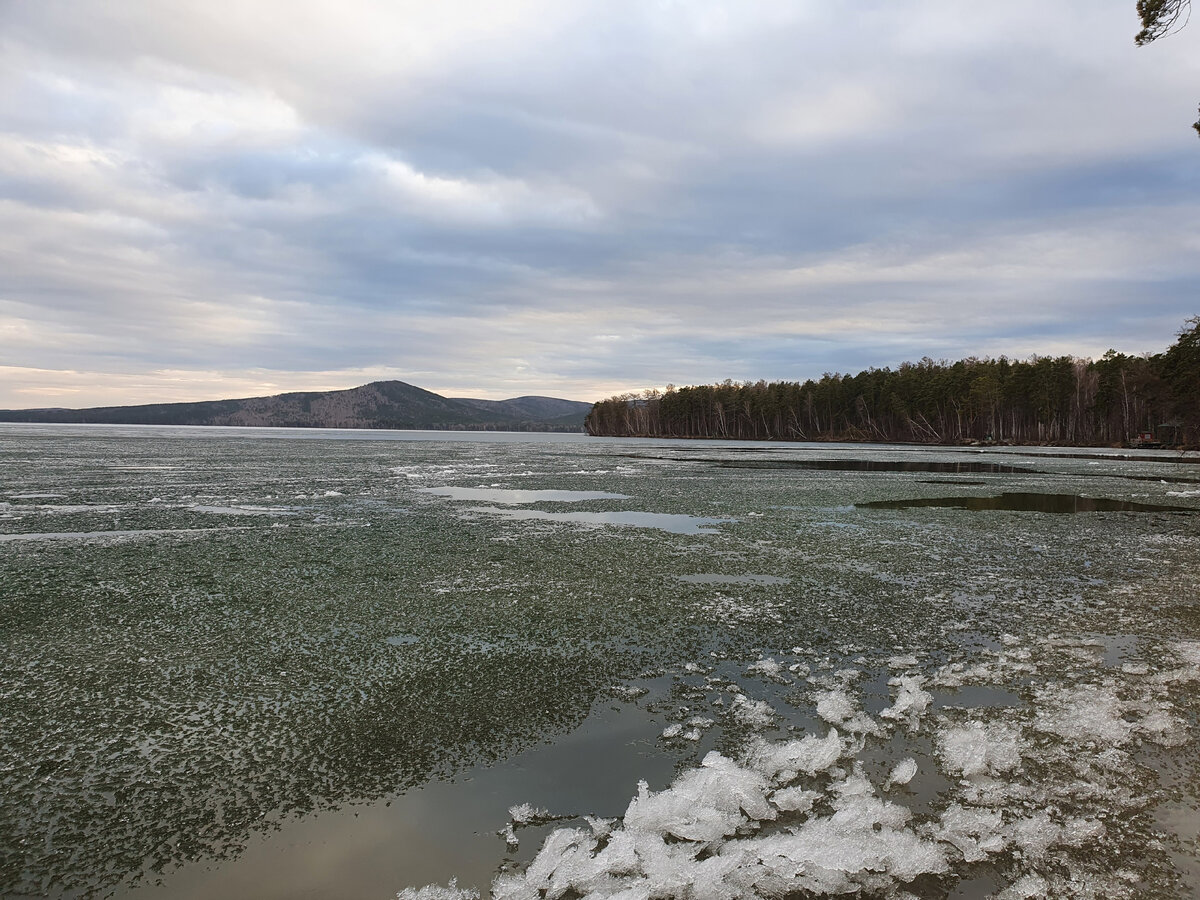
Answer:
[{"left": 2, "top": 425, "right": 1199, "bottom": 899}]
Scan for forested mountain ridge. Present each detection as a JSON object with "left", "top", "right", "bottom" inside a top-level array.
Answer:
[
  {"left": 586, "top": 319, "right": 1200, "bottom": 447},
  {"left": 0, "top": 380, "right": 593, "bottom": 432}
]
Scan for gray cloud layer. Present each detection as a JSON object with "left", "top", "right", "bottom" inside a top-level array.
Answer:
[{"left": 1, "top": 1, "right": 1197, "bottom": 406}]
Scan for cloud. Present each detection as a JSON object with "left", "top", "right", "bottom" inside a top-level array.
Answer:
[{"left": 0, "top": 0, "right": 1198, "bottom": 408}]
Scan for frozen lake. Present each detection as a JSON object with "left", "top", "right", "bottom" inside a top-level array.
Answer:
[{"left": 1, "top": 424, "right": 1199, "bottom": 899}]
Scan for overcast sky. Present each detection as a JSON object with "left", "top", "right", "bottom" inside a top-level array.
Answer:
[{"left": 1, "top": 1, "right": 1197, "bottom": 407}]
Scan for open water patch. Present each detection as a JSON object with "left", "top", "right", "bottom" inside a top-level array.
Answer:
[
  {"left": 713, "top": 459, "right": 1043, "bottom": 475},
  {"left": 858, "top": 492, "right": 1194, "bottom": 514},
  {"left": 0, "top": 526, "right": 271, "bottom": 542},
  {"left": 419, "top": 487, "right": 631, "bottom": 504},
  {"left": 917, "top": 479, "right": 989, "bottom": 486},
  {"left": 188, "top": 504, "right": 297, "bottom": 516},
  {"left": 465, "top": 506, "right": 734, "bottom": 535}
]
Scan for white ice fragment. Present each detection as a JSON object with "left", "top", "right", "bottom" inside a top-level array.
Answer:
[
  {"left": 937, "top": 721, "right": 1022, "bottom": 777},
  {"left": 1033, "top": 684, "right": 1132, "bottom": 746},
  {"left": 743, "top": 730, "right": 843, "bottom": 783},
  {"left": 771, "top": 786, "right": 821, "bottom": 813},
  {"left": 1121, "top": 662, "right": 1150, "bottom": 676},
  {"left": 521, "top": 828, "right": 601, "bottom": 898},
  {"left": 509, "top": 803, "right": 550, "bottom": 824},
  {"left": 880, "top": 676, "right": 933, "bottom": 729},
  {"left": 840, "top": 712, "right": 886, "bottom": 739},
  {"left": 887, "top": 654, "right": 920, "bottom": 668},
  {"left": 395, "top": 880, "right": 479, "bottom": 900},
  {"left": 624, "top": 752, "right": 773, "bottom": 842},
  {"left": 935, "top": 804, "right": 1005, "bottom": 862},
  {"left": 930, "top": 663, "right": 965, "bottom": 688},
  {"left": 1170, "top": 640, "right": 1200, "bottom": 671},
  {"left": 957, "top": 774, "right": 1032, "bottom": 808},
  {"left": 1135, "top": 707, "right": 1188, "bottom": 746},
  {"left": 731, "top": 695, "right": 776, "bottom": 728},
  {"left": 1007, "top": 811, "right": 1061, "bottom": 860},
  {"left": 490, "top": 873, "right": 539, "bottom": 900},
  {"left": 884, "top": 757, "right": 919, "bottom": 790},
  {"left": 1062, "top": 816, "right": 1106, "bottom": 846},
  {"left": 661, "top": 723, "right": 684, "bottom": 739},
  {"left": 814, "top": 688, "right": 855, "bottom": 725},
  {"left": 748, "top": 782, "right": 948, "bottom": 893},
  {"left": 747, "top": 657, "right": 788, "bottom": 681},
  {"left": 502, "top": 822, "right": 519, "bottom": 850},
  {"left": 584, "top": 816, "right": 616, "bottom": 838}
]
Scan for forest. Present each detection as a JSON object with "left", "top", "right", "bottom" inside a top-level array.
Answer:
[{"left": 586, "top": 318, "right": 1200, "bottom": 447}]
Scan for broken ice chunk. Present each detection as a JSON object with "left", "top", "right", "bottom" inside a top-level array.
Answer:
[
  {"left": 395, "top": 880, "right": 479, "bottom": 900},
  {"left": 748, "top": 775, "right": 949, "bottom": 895},
  {"left": 884, "top": 757, "right": 919, "bottom": 790},
  {"left": 771, "top": 786, "right": 822, "bottom": 813},
  {"left": 1033, "top": 685, "right": 1132, "bottom": 746},
  {"left": 509, "top": 803, "right": 551, "bottom": 824},
  {"left": 935, "top": 804, "right": 1005, "bottom": 862},
  {"left": 743, "top": 730, "right": 843, "bottom": 783},
  {"left": 747, "top": 657, "right": 788, "bottom": 682},
  {"left": 937, "top": 722, "right": 1022, "bottom": 777},
  {"left": 501, "top": 823, "right": 519, "bottom": 851},
  {"left": 879, "top": 676, "right": 933, "bottom": 729},
  {"left": 731, "top": 695, "right": 776, "bottom": 728},
  {"left": 583, "top": 816, "right": 616, "bottom": 838},
  {"left": 624, "top": 752, "right": 774, "bottom": 842},
  {"left": 1007, "top": 810, "right": 1061, "bottom": 860},
  {"left": 815, "top": 688, "right": 856, "bottom": 726}
]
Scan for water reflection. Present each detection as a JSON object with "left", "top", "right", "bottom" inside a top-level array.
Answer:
[
  {"left": 465, "top": 506, "right": 735, "bottom": 535},
  {"left": 113, "top": 703, "right": 674, "bottom": 900},
  {"left": 418, "top": 487, "right": 630, "bottom": 504},
  {"left": 714, "top": 459, "right": 1042, "bottom": 475}
]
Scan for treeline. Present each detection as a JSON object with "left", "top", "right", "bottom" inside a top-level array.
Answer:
[{"left": 586, "top": 319, "right": 1200, "bottom": 446}]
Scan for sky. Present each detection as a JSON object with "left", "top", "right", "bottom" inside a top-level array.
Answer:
[{"left": 1, "top": 0, "right": 1198, "bottom": 407}]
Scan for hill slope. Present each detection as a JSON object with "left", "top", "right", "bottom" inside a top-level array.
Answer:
[{"left": 0, "top": 381, "right": 593, "bottom": 432}]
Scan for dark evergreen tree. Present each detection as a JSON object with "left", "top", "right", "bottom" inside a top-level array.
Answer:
[{"left": 585, "top": 321, "right": 1199, "bottom": 447}]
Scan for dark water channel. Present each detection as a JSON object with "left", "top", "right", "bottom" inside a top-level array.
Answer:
[{"left": 858, "top": 492, "right": 1194, "bottom": 514}]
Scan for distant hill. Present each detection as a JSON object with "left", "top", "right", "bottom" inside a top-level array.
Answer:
[{"left": 0, "top": 381, "right": 594, "bottom": 432}]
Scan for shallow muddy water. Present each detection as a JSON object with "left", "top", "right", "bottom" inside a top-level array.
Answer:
[{"left": 1, "top": 426, "right": 1199, "bottom": 899}]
